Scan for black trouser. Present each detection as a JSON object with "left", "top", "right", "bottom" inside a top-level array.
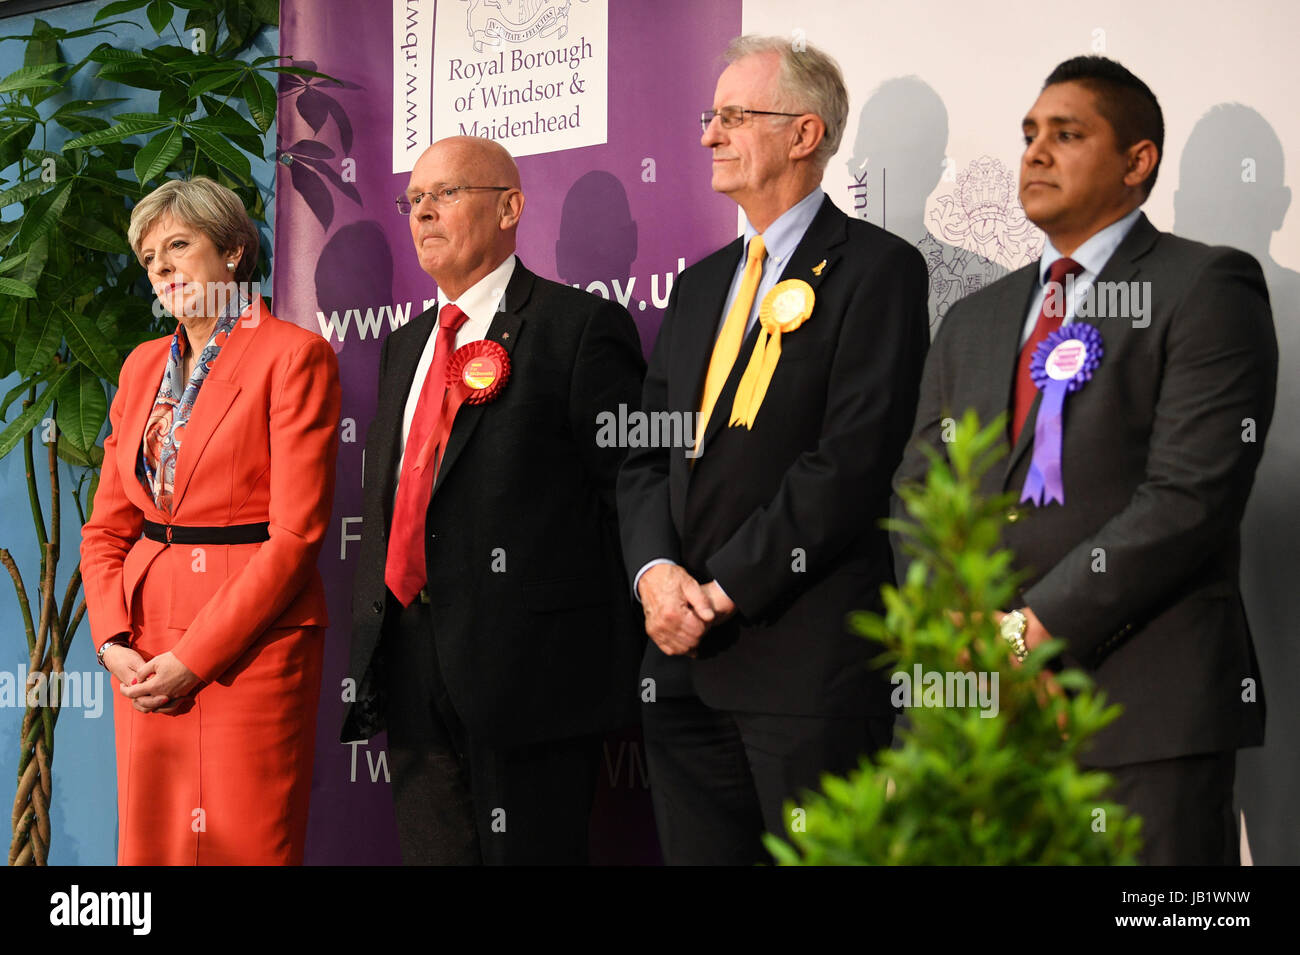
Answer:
[
  {"left": 642, "top": 692, "right": 894, "bottom": 865},
  {"left": 1098, "top": 751, "right": 1239, "bottom": 865},
  {"left": 383, "top": 598, "right": 601, "bottom": 865}
]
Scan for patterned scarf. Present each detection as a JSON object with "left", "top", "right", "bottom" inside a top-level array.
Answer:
[{"left": 136, "top": 298, "right": 245, "bottom": 514}]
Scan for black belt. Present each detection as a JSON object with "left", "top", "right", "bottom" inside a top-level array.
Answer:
[{"left": 142, "top": 520, "right": 270, "bottom": 545}]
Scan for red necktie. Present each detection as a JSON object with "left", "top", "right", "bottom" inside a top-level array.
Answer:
[
  {"left": 1011, "top": 256, "right": 1085, "bottom": 444},
  {"left": 385, "top": 303, "right": 470, "bottom": 607}
]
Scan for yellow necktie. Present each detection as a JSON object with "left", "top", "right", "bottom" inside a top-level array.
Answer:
[{"left": 696, "top": 234, "right": 765, "bottom": 453}]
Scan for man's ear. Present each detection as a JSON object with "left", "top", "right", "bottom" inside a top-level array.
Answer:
[
  {"left": 499, "top": 190, "right": 525, "bottom": 230},
  {"left": 1123, "top": 139, "right": 1159, "bottom": 193},
  {"left": 788, "top": 114, "right": 826, "bottom": 163}
]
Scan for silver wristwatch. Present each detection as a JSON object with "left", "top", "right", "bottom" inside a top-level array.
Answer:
[{"left": 96, "top": 637, "right": 128, "bottom": 668}]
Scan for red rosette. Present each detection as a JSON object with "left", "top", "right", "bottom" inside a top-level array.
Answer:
[
  {"left": 446, "top": 339, "right": 510, "bottom": 405},
  {"left": 415, "top": 340, "right": 512, "bottom": 474}
]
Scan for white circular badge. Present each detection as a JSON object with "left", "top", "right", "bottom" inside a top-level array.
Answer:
[{"left": 1046, "top": 339, "right": 1089, "bottom": 381}]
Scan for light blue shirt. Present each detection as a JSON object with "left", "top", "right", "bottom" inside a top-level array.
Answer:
[
  {"left": 1020, "top": 206, "right": 1142, "bottom": 346},
  {"left": 634, "top": 187, "right": 825, "bottom": 603},
  {"left": 719, "top": 185, "right": 826, "bottom": 340}
]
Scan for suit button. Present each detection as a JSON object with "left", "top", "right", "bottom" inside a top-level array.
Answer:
[
  {"left": 371, "top": 601, "right": 383, "bottom": 614},
  {"left": 1006, "top": 509, "right": 1021, "bottom": 523}
]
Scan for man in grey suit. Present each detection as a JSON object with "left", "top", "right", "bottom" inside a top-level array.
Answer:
[{"left": 894, "top": 56, "right": 1277, "bottom": 864}]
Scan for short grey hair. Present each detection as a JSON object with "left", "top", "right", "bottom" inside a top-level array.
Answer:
[
  {"left": 128, "top": 176, "right": 260, "bottom": 283},
  {"left": 724, "top": 34, "right": 849, "bottom": 169}
]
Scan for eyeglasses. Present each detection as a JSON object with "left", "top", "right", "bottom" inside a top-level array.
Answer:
[
  {"left": 396, "top": 186, "right": 510, "bottom": 215},
  {"left": 700, "top": 106, "right": 805, "bottom": 133}
]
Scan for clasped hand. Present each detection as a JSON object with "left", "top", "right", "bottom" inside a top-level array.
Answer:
[
  {"left": 108, "top": 646, "right": 200, "bottom": 714},
  {"left": 637, "top": 563, "right": 736, "bottom": 656}
]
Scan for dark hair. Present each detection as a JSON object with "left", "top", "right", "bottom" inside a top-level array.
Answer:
[{"left": 1044, "top": 56, "right": 1164, "bottom": 196}]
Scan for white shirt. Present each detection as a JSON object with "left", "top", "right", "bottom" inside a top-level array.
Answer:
[
  {"left": 1019, "top": 208, "right": 1142, "bottom": 346},
  {"left": 397, "top": 253, "right": 517, "bottom": 469}
]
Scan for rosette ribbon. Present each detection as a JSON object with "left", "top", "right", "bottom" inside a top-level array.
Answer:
[
  {"left": 1020, "top": 322, "right": 1103, "bottom": 506},
  {"left": 729, "top": 279, "right": 815, "bottom": 428},
  {"left": 415, "top": 339, "right": 511, "bottom": 479}
]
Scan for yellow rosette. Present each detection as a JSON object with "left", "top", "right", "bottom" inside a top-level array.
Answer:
[{"left": 729, "top": 279, "right": 815, "bottom": 428}]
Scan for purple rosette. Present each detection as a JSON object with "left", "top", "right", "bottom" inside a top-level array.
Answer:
[{"left": 1020, "top": 322, "right": 1104, "bottom": 506}]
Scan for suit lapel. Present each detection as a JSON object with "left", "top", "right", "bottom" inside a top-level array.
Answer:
[
  {"left": 995, "top": 266, "right": 1047, "bottom": 484},
  {"left": 118, "top": 339, "right": 170, "bottom": 515},
  {"left": 1002, "top": 213, "right": 1160, "bottom": 486},
  {"left": 429, "top": 260, "right": 530, "bottom": 497},
  {"left": 169, "top": 305, "right": 262, "bottom": 512},
  {"left": 375, "top": 305, "right": 436, "bottom": 527},
  {"left": 696, "top": 196, "right": 849, "bottom": 452},
  {"left": 675, "top": 237, "right": 742, "bottom": 423}
]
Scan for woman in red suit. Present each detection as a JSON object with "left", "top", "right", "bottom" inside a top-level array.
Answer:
[{"left": 80, "top": 177, "right": 340, "bottom": 864}]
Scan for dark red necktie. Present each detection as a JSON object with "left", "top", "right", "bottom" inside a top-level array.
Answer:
[
  {"left": 385, "top": 303, "right": 470, "bottom": 606},
  {"left": 1011, "top": 256, "right": 1085, "bottom": 444}
]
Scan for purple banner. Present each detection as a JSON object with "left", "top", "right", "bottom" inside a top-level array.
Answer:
[{"left": 273, "top": 0, "right": 742, "bottom": 864}]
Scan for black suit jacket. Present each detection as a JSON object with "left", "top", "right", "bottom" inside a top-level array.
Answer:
[
  {"left": 342, "top": 260, "right": 646, "bottom": 747},
  {"left": 892, "top": 213, "right": 1278, "bottom": 766},
  {"left": 617, "top": 196, "right": 931, "bottom": 717}
]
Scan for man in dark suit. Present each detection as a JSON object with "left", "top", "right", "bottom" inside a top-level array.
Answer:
[
  {"left": 342, "top": 136, "right": 645, "bottom": 865},
  {"left": 616, "top": 35, "right": 930, "bottom": 864},
  {"left": 893, "top": 56, "right": 1277, "bottom": 865}
]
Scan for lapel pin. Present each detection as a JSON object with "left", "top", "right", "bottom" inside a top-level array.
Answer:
[
  {"left": 502, "top": 331, "right": 509, "bottom": 339},
  {"left": 812, "top": 259, "right": 827, "bottom": 276}
]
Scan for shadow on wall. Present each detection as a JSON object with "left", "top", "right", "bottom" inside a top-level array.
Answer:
[
  {"left": 315, "top": 220, "right": 396, "bottom": 319},
  {"left": 556, "top": 170, "right": 639, "bottom": 288},
  {"left": 846, "top": 76, "right": 1011, "bottom": 335},
  {"left": 1174, "top": 103, "right": 1300, "bottom": 866}
]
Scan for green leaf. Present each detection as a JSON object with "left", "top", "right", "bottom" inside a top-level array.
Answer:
[
  {"left": 0, "top": 178, "right": 49, "bottom": 211},
  {"left": 190, "top": 112, "right": 262, "bottom": 140},
  {"left": 95, "top": 0, "right": 153, "bottom": 23},
  {"left": 0, "top": 365, "right": 72, "bottom": 460},
  {"left": 146, "top": 0, "right": 174, "bottom": 35},
  {"left": 87, "top": 47, "right": 152, "bottom": 65},
  {"left": 62, "top": 215, "right": 131, "bottom": 256},
  {"left": 134, "top": 125, "right": 184, "bottom": 184},
  {"left": 0, "top": 122, "right": 35, "bottom": 171},
  {"left": 14, "top": 307, "right": 63, "bottom": 378},
  {"left": 54, "top": 363, "right": 109, "bottom": 452},
  {"left": 187, "top": 68, "right": 240, "bottom": 99},
  {"left": 0, "top": 277, "right": 37, "bottom": 299},
  {"left": 0, "top": 104, "right": 42, "bottom": 121},
  {"left": 60, "top": 305, "right": 120, "bottom": 384},
  {"left": 16, "top": 235, "right": 48, "bottom": 287},
  {"left": 0, "top": 367, "right": 50, "bottom": 423},
  {"left": 62, "top": 117, "right": 170, "bottom": 150},
  {"left": 13, "top": 179, "right": 73, "bottom": 251},
  {"left": 56, "top": 434, "right": 103, "bottom": 468},
  {"left": 240, "top": 71, "right": 276, "bottom": 133},
  {"left": 0, "top": 253, "right": 27, "bottom": 277},
  {"left": 0, "top": 63, "right": 64, "bottom": 94},
  {"left": 189, "top": 127, "right": 251, "bottom": 182},
  {"left": 50, "top": 97, "right": 128, "bottom": 120},
  {"left": 24, "top": 20, "right": 60, "bottom": 69},
  {"left": 248, "top": 0, "right": 279, "bottom": 24}
]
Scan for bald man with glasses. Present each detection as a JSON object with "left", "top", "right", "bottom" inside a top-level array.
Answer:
[{"left": 344, "top": 135, "right": 645, "bottom": 865}]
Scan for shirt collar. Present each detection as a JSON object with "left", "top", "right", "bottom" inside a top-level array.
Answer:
[
  {"left": 742, "top": 186, "right": 825, "bottom": 267},
  {"left": 1039, "top": 206, "right": 1142, "bottom": 284},
  {"left": 437, "top": 253, "right": 517, "bottom": 323}
]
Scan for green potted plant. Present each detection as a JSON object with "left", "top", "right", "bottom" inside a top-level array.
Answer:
[{"left": 767, "top": 412, "right": 1142, "bottom": 865}]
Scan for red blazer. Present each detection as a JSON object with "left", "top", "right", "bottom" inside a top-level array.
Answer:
[{"left": 81, "top": 302, "right": 341, "bottom": 683}]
